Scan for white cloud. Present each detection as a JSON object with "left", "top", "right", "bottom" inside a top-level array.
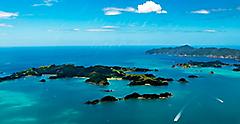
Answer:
[
  {"left": 210, "top": 8, "right": 232, "bottom": 12},
  {"left": 86, "top": 25, "right": 120, "bottom": 32},
  {"left": 0, "top": 23, "right": 13, "bottom": 28},
  {"left": 101, "top": 26, "right": 119, "bottom": 29},
  {"left": 137, "top": 1, "right": 167, "bottom": 14},
  {"left": 103, "top": 7, "right": 136, "bottom": 12},
  {"left": 103, "top": 7, "right": 135, "bottom": 16},
  {"left": 47, "top": 28, "right": 81, "bottom": 32},
  {"left": 33, "top": 0, "right": 58, "bottom": 7},
  {"left": 72, "top": 28, "right": 80, "bottom": 31},
  {"left": 191, "top": 8, "right": 232, "bottom": 14},
  {"left": 104, "top": 10, "right": 122, "bottom": 16},
  {"left": 191, "top": 9, "right": 210, "bottom": 14},
  {"left": 86, "top": 29, "right": 115, "bottom": 32},
  {"left": 103, "top": 1, "right": 166, "bottom": 15},
  {"left": 0, "top": 11, "right": 18, "bottom": 19},
  {"left": 203, "top": 29, "right": 217, "bottom": 33}
]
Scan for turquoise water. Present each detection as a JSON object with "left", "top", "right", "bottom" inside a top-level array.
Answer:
[{"left": 0, "top": 46, "right": 240, "bottom": 124}]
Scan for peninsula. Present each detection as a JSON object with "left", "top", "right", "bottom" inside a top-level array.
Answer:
[{"left": 146, "top": 45, "right": 240, "bottom": 60}]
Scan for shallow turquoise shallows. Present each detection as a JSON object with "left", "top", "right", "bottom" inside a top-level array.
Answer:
[{"left": 0, "top": 46, "right": 240, "bottom": 124}]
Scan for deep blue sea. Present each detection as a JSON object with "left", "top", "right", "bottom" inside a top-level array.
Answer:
[{"left": 0, "top": 46, "right": 240, "bottom": 124}]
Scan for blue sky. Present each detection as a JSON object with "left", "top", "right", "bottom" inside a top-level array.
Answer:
[{"left": 0, "top": 0, "right": 240, "bottom": 46}]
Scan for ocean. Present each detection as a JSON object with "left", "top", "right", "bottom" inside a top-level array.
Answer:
[{"left": 0, "top": 46, "right": 240, "bottom": 124}]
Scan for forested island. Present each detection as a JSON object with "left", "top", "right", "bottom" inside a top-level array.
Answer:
[
  {"left": 0, "top": 64, "right": 176, "bottom": 105},
  {"left": 173, "top": 60, "right": 240, "bottom": 72},
  {"left": 146, "top": 45, "right": 240, "bottom": 60},
  {"left": 85, "top": 92, "right": 173, "bottom": 105},
  {"left": 0, "top": 64, "right": 173, "bottom": 86},
  {"left": 174, "top": 60, "right": 229, "bottom": 68}
]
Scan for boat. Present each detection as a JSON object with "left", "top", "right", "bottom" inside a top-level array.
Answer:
[
  {"left": 174, "top": 111, "right": 182, "bottom": 122},
  {"left": 216, "top": 98, "right": 224, "bottom": 103}
]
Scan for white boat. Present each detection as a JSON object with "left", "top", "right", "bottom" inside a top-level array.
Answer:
[
  {"left": 174, "top": 111, "right": 182, "bottom": 122},
  {"left": 216, "top": 98, "right": 224, "bottom": 103}
]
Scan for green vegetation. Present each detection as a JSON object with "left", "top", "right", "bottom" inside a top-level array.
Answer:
[
  {"left": 123, "top": 74, "right": 172, "bottom": 86},
  {"left": 0, "top": 64, "right": 168, "bottom": 86},
  {"left": 85, "top": 92, "right": 173, "bottom": 105},
  {"left": 146, "top": 45, "right": 240, "bottom": 60},
  {"left": 176, "top": 60, "right": 229, "bottom": 68}
]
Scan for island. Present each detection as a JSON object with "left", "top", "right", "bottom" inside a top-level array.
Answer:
[
  {"left": 0, "top": 64, "right": 172, "bottom": 86},
  {"left": 188, "top": 75, "right": 199, "bottom": 78},
  {"left": 178, "top": 78, "right": 188, "bottom": 83},
  {"left": 172, "top": 60, "right": 240, "bottom": 73},
  {"left": 145, "top": 45, "right": 240, "bottom": 60},
  {"left": 123, "top": 74, "right": 173, "bottom": 86},
  {"left": 233, "top": 67, "right": 240, "bottom": 72},
  {"left": 175, "top": 60, "right": 229, "bottom": 68},
  {"left": 39, "top": 79, "right": 46, "bottom": 82},
  {"left": 233, "top": 64, "right": 240, "bottom": 72},
  {"left": 85, "top": 92, "right": 173, "bottom": 105}
]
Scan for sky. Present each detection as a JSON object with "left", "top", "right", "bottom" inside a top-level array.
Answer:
[{"left": 0, "top": 0, "right": 240, "bottom": 46}]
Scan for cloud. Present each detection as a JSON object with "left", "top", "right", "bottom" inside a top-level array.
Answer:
[
  {"left": 47, "top": 28, "right": 81, "bottom": 32},
  {"left": 203, "top": 29, "right": 217, "bottom": 33},
  {"left": 104, "top": 10, "right": 122, "bottom": 16},
  {"left": 137, "top": 1, "right": 167, "bottom": 14},
  {"left": 103, "top": 7, "right": 135, "bottom": 16},
  {"left": 0, "top": 23, "right": 13, "bottom": 28},
  {"left": 103, "top": 1, "right": 167, "bottom": 16},
  {"left": 103, "top": 7, "right": 136, "bottom": 12},
  {"left": 33, "top": 0, "right": 58, "bottom": 7},
  {"left": 86, "top": 26, "right": 118, "bottom": 32},
  {"left": 101, "top": 26, "right": 119, "bottom": 29},
  {"left": 210, "top": 8, "right": 232, "bottom": 12},
  {"left": 191, "top": 8, "right": 233, "bottom": 15},
  {"left": 191, "top": 9, "right": 210, "bottom": 14},
  {"left": 86, "top": 29, "right": 115, "bottom": 32},
  {"left": 72, "top": 28, "right": 80, "bottom": 31},
  {"left": 0, "top": 11, "right": 18, "bottom": 19}
]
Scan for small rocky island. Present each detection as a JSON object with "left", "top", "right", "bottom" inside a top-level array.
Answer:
[
  {"left": 173, "top": 60, "right": 240, "bottom": 72},
  {"left": 233, "top": 67, "right": 240, "bottom": 72},
  {"left": 233, "top": 64, "right": 240, "bottom": 72},
  {"left": 0, "top": 64, "right": 173, "bottom": 86},
  {"left": 175, "top": 60, "right": 229, "bottom": 68},
  {"left": 146, "top": 45, "right": 240, "bottom": 60},
  {"left": 85, "top": 92, "right": 173, "bottom": 105}
]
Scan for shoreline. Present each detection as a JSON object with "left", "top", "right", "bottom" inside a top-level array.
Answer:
[{"left": 107, "top": 77, "right": 123, "bottom": 81}]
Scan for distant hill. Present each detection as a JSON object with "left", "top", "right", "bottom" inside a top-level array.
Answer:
[{"left": 145, "top": 45, "right": 240, "bottom": 60}]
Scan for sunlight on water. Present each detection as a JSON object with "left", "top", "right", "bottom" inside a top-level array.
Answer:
[
  {"left": 0, "top": 90, "right": 36, "bottom": 110},
  {"left": 1, "top": 117, "right": 37, "bottom": 124},
  {"left": 180, "top": 67, "right": 240, "bottom": 78},
  {"left": 0, "top": 47, "right": 239, "bottom": 124}
]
